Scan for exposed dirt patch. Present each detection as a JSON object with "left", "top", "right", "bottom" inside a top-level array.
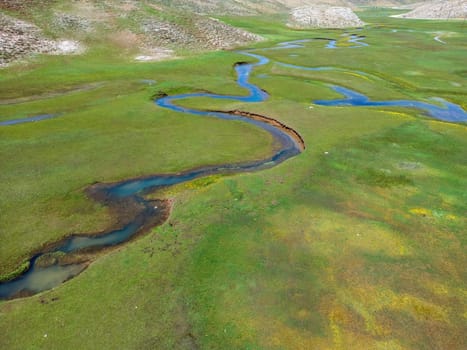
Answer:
[
  {"left": 225, "top": 109, "right": 306, "bottom": 151},
  {"left": 109, "top": 29, "right": 141, "bottom": 50},
  {"left": 135, "top": 48, "right": 176, "bottom": 62}
]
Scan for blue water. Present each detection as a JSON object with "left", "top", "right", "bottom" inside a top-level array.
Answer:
[
  {"left": 326, "top": 40, "right": 337, "bottom": 49},
  {"left": 0, "top": 114, "right": 58, "bottom": 126},
  {"left": 272, "top": 39, "right": 311, "bottom": 50},
  {"left": 2, "top": 34, "right": 465, "bottom": 299},
  {"left": 314, "top": 85, "right": 467, "bottom": 122},
  {"left": 56, "top": 220, "right": 144, "bottom": 253},
  {"left": 276, "top": 62, "right": 334, "bottom": 72},
  {"left": 273, "top": 36, "right": 368, "bottom": 72},
  {"left": 325, "top": 35, "right": 367, "bottom": 49},
  {"left": 0, "top": 255, "right": 87, "bottom": 299},
  {"left": 347, "top": 34, "right": 368, "bottom": 48},
  {"left": 110, "top": 56, "right": 299, "bottom": 199},
  {"left": 0, "top": 49, "right": 301, "bottom": 300},
  {"left": 271, "top": 36, "right": 367, "bottom": 51}
]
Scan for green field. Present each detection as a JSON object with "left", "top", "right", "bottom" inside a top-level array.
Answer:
[{"left": 1, "top": 9, "right": 466, "bottom": 349}]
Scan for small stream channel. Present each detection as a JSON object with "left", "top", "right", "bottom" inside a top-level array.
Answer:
[
  {"left": 0, "top": 50, "right": 303, "bottom": 300},
  {"left": 1, "top": 36, "right": 465, "bottom": 300}
]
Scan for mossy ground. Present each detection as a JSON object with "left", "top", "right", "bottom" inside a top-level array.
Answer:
[{"left": 1, "top": 9, "right": 466, "bottom": 350}]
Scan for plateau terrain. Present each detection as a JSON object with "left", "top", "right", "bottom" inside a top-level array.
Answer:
[{"left": 0, "top": 1, "right": 465, "bottom": 349}]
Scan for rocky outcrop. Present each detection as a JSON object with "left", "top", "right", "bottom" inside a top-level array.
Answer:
[
  {"left": 287, "top": 5, "right": 364, "bottom": 28},
  {"left": 144, "top": 0, "right": 284, "bottom": 15},
  {"left": 52, "top": 12, "right": 93, "bottom": 32},
  {"left": 125, "top": 1, "right": 419, "bottom": 15},
  {"left": 0, "top": 13, "right": 84, "bottom": 67},
  {"left": 194, "top": 17, "right": 263, "bottom": 49},
  {"left": 0, "top": 13, "right": 54, "bottom": 66},
  {"left": 141, "top": 16, "right": 263, "bottom": 51},
  {"left": 1, "top": 5, "right": 261, "bottom": 67},
  {"left": 393, "top": 0, "right": 467, "bottom": 19}
]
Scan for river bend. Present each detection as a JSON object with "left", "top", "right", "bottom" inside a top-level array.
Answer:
[{"left": 1, "top": 36, "right": 466, "bottom": 299}]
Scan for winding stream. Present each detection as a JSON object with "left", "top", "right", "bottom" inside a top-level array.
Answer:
[
  {"left": 0, "top": 113, "right": 59, "bottom": 126},
  {"left": 1, "top": 35, "right": 465, "bottom": 299},
  {"left": 0, "top": 49, "right": 303, "bottom": 300},
  {"left": 314, "top": 85, "right": 467, "bottom": 122}
]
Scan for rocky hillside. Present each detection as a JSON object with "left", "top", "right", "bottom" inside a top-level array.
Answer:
[
  {"left": 143, "top": 0, "right": 421, "bottom": 14},
  {"left": 287, "top": 5, "right": 364, "bottom": 28},
  {"left": 348, "top": 0, "right": 418, "bottom": 6},
  {"left": 0, "top": 12, "right": 83, "bottom": 67},
  {"left": 393, "top": 0, "right": 467, "bottom": 19},
  {"left": 0, "top": 0, "right": 264, "bottom": 67},
  {"left": 0, "top": 0, "right": 427, "bottom": 67}
]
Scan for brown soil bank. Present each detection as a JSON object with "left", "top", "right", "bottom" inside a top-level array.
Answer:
[{"left": 226, "top": 109, "right": 306, "bottom": 151}]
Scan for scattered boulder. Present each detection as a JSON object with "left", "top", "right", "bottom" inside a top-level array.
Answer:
[
  {"left": 287, "top": 5, "right": 364, "bottom": 29},
  {"left": 393, "top": 0, "right": 467, "bottom": 20}
]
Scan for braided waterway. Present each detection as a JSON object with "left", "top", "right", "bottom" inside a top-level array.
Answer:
[{"left": 1, "top": 37, "right": 465, "bottom": 300}]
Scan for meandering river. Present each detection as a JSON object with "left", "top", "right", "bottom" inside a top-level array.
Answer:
[
  {"left": 1, "top": 36, "right": 465, "bottom": 299},
  {"left": 0, "top": 49, "right": 303, "bottom": 300}
]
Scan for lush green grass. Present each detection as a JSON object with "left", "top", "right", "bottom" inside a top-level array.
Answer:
[
  {"left": 223, "top": 11, "right": 466, "bottom": 107},
  {"left": 1, "top": 9, "right": 466, "bottom": 350},
  {"left": 0, "top": 50, "right": 275, "bottom": 275}
]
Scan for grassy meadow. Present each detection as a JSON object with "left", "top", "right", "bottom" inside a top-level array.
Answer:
[{"left": 1, "top": 9, "right": 466, "bottom": 350}]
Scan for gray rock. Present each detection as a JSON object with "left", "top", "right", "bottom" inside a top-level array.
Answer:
[
  {"left": 141, "top": 16, "right": 263, "bottom": 51},
  {"left": 287, "top": 5, "right": 364, "bottom": 28},
  {"left": 0, "top": 12, "right": 84, "bottom": 67},
  {"left": 393, "top": 0, "right": 467, "bottom": 20},
  {"left": 52, "top": 13, "right": 92, "bottom": 32}
]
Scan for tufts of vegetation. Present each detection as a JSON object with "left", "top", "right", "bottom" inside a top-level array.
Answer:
[
  {"left": 356, "top": 168, "right": 414, "bottom": 187},
  {"left": 0, "top": 260, "right": 30, "bottom": 282}
]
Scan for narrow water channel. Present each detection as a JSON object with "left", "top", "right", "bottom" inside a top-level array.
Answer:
[
  {"left": 1, "top": 36, "right": 465, "bottom": 300},
  {"left": 0, "top": 50, "right": 303, "bottom": 300}
]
